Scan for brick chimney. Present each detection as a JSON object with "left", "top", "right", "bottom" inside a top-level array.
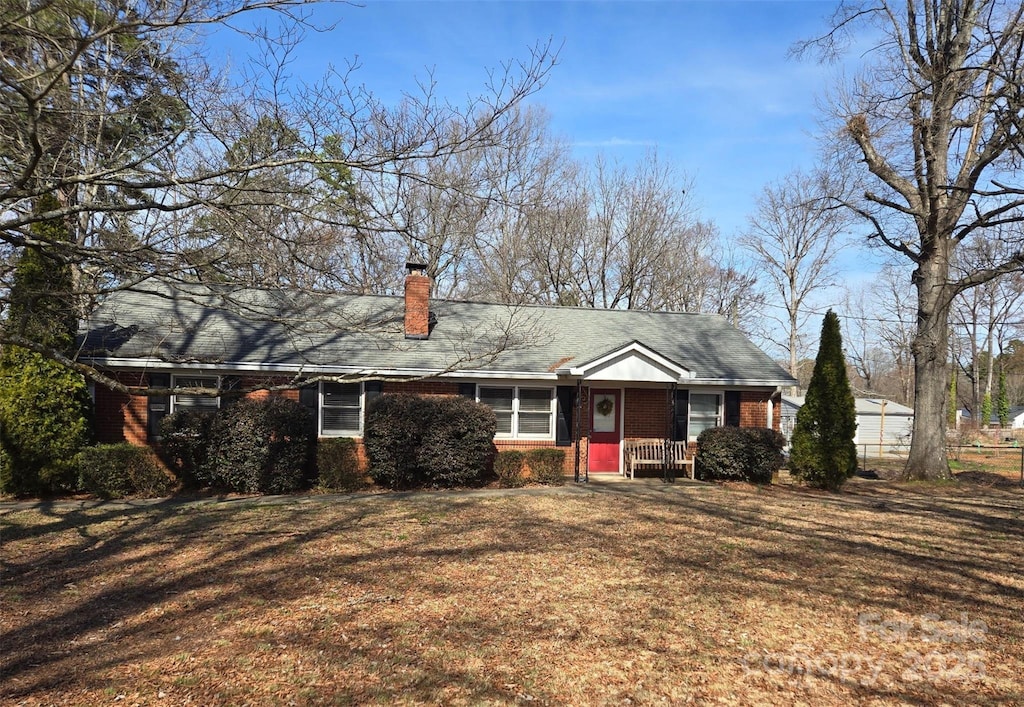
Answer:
[{"left": 404, "top": 261, "right": 431, "bottom": 340}]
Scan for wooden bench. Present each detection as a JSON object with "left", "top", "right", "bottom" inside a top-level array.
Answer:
[{"left": 623, "top": 438, "right": 695, "bottom": 480}]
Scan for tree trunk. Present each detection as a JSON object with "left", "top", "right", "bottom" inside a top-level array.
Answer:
[{"left": 903, "top": 258, "right": 953, "bottom": 481}]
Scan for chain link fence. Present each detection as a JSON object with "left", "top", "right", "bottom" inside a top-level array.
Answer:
[{"left": 858, "top": 442, "right": 1024, "bottom": 486}]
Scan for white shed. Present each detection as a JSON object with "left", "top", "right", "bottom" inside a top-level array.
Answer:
[{"left": 781, "top": 396, "right": 914, "bottom": 453}]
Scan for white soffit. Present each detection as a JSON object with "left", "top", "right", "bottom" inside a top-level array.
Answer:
[{"left": 575, "top": 342, "right": 691, "bottom": 383}]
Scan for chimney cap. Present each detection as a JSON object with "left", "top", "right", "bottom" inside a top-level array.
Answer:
[{"left": 405, "top": 261, "right": 428, "bottom": 275}]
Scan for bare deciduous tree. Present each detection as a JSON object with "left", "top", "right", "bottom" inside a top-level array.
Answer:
[
  {"left": 740, "top": 169, "right": 848, "bottom": 386},
  {"left": 0, "top": 0, "right": 557, "bottom": 395},
  {"left": 950, "top": 231, "right": 1024, "bottom": 425},
  {"left": 798, "top": 0, "right": 1024, "bottom": 479},
  {"left": 840, "top": 264, "right": 916, "bottom": 404}
]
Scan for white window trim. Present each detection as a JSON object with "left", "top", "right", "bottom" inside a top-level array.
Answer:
[
  {"left": 478, "top": 384, "right": 556, "bottom": 441},
  {"left": 319, "top": 381, "right": 364, "bottom": 437},
  {"left": 170, "top": 374, "right": 221, "bottom": 413},
  {"left": 688, "top": 391, "right": 722, "bottom": 442}
]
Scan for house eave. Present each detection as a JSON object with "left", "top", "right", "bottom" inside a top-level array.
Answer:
[
  {"left": 83, "top": 358, "right": 795, "bottom": 388},
  {"left": 689, "top": 378, "right": 798, "bottom": 388},
  {"left": 82, "top": 357, "right": 563, "bottom": 381}
]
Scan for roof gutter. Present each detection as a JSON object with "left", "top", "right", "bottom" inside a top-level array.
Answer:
[{"left": 82, "top": 357, "right": 564, "bottom": 381}]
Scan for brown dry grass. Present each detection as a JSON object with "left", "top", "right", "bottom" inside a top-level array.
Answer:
[{"left": 2, "top": 478, "right": 1022, "bottom": 706}]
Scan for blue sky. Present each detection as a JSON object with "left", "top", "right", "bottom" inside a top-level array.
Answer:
[{"left": 213, "top": 0, "right": 844, "bottom": 240}]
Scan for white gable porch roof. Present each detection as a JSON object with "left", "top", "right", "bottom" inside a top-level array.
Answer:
[{"left": 555, "top": 341, "right": 693, "bottom": 383}]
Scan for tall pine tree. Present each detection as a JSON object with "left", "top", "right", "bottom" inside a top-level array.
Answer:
[
  {"left": 0, "top": 194, "right": 93, "bottom": 495},
  {"left": 789, "top": 310, "right": 857, "bottom": 490}
]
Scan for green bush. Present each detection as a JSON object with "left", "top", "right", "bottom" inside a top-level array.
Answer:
[
  {"left": 0, "top": 195, "right": 93, "bottom": 496},
  {"left": 77, "top": 444, "right": 174, "bottom": 499},
  {"left": 695, "top": 427, "right": 785, "bottom": 484},
  {"left": 790, "top": 310, "right": 857, "bottom": 490},
  {"left": 207, "top": 396, "right": 314, "bottom": 494},
  {"left": 527, "top": 448, "right": 566, "bottom": 485},
  {"left": 494, "top": 450, "right": 526, "bottom": 488},
  {"left": 316, "top": 437, "right": 366, "bottom": 492},
  {"left": 0, "top": 349, "right": 93, "bottom": 496},
  {"left": 158, "top": 408, "right": 216, "bottom": 489},
  {"left": 365, "top": 394, "right": 497, "bottom": 489}
]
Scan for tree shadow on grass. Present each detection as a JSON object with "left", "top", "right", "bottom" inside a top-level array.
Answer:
[{"left": 1, "top": 482, "right": 1021, "bottom": 704}]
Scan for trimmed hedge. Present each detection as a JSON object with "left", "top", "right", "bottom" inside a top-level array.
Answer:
[
  {"left": 316, "top": 437, "right": 366, "bottom": 492},
  {"left": 207, "top": 396, "right": 314, "bottom": 494},
  {"left": 77, "top": 444, "right": 174, "bottom": 499},
  {"left": 527, "top": 448, "right": 566, "bottom": 485},
  {"left": 364, "top": 394, "right": 497, "bottom": 489},
  {"left": 159, "top": 408, "right": 216, "bottom": 489},
  {"left": 494, "top": 450, "right": 526, "bottom": 488},
  {"left": 695, "top": 427, "right": 785, "bottom": 484}
]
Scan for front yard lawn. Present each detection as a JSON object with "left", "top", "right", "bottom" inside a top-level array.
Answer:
[{"left": 2, "top": 479, "right": 1022, "bottom": 705}]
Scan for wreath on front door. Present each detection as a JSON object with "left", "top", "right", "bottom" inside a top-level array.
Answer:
[{"left": 596, "top": 397, "right": 614, "bottom": 417}]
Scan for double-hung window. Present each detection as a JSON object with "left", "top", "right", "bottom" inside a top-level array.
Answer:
[
  {"left": 688, "top": 392, "right": 721, "bottom": 439},
  {"left": 321, "top": 382, "right": 362, "bottom": 436},
  {"left": 478, "top": 386, "right": 555, "bottom": 439},
  {"left": 171, "top": 375, "right": 220, "bottom": 413}
]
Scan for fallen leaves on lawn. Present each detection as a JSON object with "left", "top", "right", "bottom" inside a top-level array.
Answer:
[{"left": 1, "top": 478, "right": 1022, "bottom": 705}]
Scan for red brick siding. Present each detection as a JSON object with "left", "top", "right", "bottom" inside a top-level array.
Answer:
[
  {"left": 623, "top": 387, "right": 671, "bottom": 439},
  {"left": 93, "top": 374, "right": 778, "bottom": 479},
  {"left": 94, "top": 372, "right": 147, "bottom": 445},
  {"left": 384, "top": 380, "right": 459, "bottom": 396},
  {"left": 739, "top": 390, "right": 772, "bottom": 428},
  {"left": 94, "top": 373, "right": 303, "bottom": 447}
]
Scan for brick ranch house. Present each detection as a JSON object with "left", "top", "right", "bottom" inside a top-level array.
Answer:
[{"left": 81, "top": 264, "right": 797, "bottom": 480}]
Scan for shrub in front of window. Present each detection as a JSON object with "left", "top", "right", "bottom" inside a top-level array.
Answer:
[
  {"left": 527, "top": 448, "right": 566, "bottom": 485},
  {"left": 363, "top": 394, "right": 422, "bottom": 489},
  {"left": 494, "top": 450, "right": 526, "bottom": 488},
  {"left": 419, "top": 396, "right": 498, "bottom": 487},
  {"left": 77, "top": 444, "right": 175, "bottom": 499},
  {"left": 207, "top": 396, "right": 315, "bottom": 494},
  {"left": 695, "top": 427, "right": 785, "bottom": 484},
  {"left": 159, "top": 408, "right": 217, "bottom": 489},
  {"left": 316, "top": 437, "right": 367, "bottom": 492},
  {"left": 365, "top": 394, "right": 497, "bottom": 489}
]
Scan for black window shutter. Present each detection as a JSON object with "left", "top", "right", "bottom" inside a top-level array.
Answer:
[
  {"left": 365, "top": 381, "right": 383, "bottom": 407},
  {"left": 673, "top": 389, "right": 690, "bottom": 441},
  {"left": 220, "top": 375, "right": 241, "bottom": 407},
  {"left": 725, "top": 391, "right": 741, "bottom": 427},
  {"left": 556, "top": 385, "right": 575, "bottom": 447},
  {"left": 299, "top": 383, "right": 318, "bottom": 414},
  {"left": 148, "top": 373, "right": 170, "bottom": 442},
  {"left": 458, "top": 383, "right": 476, "bottom": 399},
  {"left": 298, "top": 382, "right": 319, "bottom": 436}
]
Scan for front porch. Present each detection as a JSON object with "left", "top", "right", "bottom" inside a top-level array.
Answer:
[{"left": 557, "top": 342, "right": 779, "bottom": 482}]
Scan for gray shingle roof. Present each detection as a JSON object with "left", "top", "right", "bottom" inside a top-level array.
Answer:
[{"left": 82, "top": 283, "right": 796, "bottom": 385}]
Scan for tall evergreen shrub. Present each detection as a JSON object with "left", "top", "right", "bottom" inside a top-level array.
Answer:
[
  {"left": 0, "top": 194, "right": 92, "bottom": 495},
  {"left": 789, "top": 310, "right": 857, "bottom": 490}
]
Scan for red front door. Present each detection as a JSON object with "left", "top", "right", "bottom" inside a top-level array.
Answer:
[{"left": 589, "top": 389, "right": 621, "bottom": 472}]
